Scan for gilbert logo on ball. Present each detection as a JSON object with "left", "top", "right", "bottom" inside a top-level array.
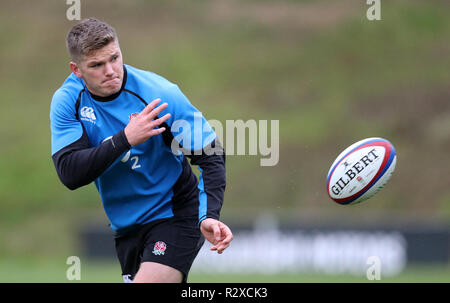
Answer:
[{"left": 326, "top": 138, "right": 397, "bottom": 205}]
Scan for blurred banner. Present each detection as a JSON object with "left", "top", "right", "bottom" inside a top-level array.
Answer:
[{"left": 80, "top": 217, "right": 449, "bottom": 277}]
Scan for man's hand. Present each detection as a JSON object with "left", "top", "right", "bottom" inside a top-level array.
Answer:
[
  {"left": 124, "top": 98, "right": 171, "bottom": 146},
  {"left": 200, "top": 218, "right": 233, "bottom": 254}
]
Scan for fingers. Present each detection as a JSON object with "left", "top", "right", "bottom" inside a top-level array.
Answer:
[
  {"left": 148, "top": 127, "right": 166, "bottom": 137},
  {"left": 217, "top": 224, "right": 233, "bottom": 253},
  {"left": 148, "top": 102, "right": 169, "bottom": 121},
  {"left": 139, "top": 99, "right": 171, "bottom": 135},
  {"left": 152, "top": 113, "right": 171, "bottom": 127},
  {"left": 213, "top": 223, "right": 221, "bottom": 243},
  {"left": 140, "top": 98, "right": 169, "bottom": 122},
  {"left": 210, "top": 222, "right": 233, "bottom": 254},
  {"left": 141, "top": 98, "right": 161, "bottom": 115},
  {"left": 200, "top": 218, "right": 233, "bottom": 254},
  {"left": 146, "top": 114, "right": 171, "bottom": 138}
]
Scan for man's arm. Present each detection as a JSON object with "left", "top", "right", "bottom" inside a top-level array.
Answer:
[
  {"left": 186, "top": 140, "right": 226, "bottom": 222},
  {"left": 52, "top": 129, "right": 130, "bottom": 190},
  {"left": 185, "top": 140, "right": 233, "bottom": 254},
  {"left": 52, "top": 98, "right": 170, "bottom": 190}
]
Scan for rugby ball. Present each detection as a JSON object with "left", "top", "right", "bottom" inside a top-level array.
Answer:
[{"left": 326, "top": 138, "right": 397, "bottom": 205}]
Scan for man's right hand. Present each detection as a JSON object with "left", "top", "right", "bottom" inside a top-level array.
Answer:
[{"left": 124, "top": 98, "right": 171, "bottom": 146}]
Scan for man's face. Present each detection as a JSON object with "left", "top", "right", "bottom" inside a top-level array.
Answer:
[{"left": 70, "top": 40, "right": 124, "bottom": 97}]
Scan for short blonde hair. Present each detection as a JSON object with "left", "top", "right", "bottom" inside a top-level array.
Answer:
[{"left": 66, "top": 18, "right": 118, "bottom": 62}]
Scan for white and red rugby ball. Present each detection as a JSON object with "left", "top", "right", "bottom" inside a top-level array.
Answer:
[{"left": 326, "top": 138, "right": 397, "bottom": 205}]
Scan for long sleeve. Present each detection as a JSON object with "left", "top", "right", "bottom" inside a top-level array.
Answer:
[
  {"left": 186, "top": 139, "right": 226, "bottom": 222},
  {"left": 52, "top": 128, "right": 131, "bottom": 190}
]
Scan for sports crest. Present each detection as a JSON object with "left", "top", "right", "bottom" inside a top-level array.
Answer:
[{"left": 152, "top": 241, "right": 167, "bottom": 256}]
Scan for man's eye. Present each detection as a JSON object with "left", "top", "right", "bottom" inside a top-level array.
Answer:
[
  {"left": 112, "top": 56, "right": 118, "bottom": 61},
  {"left": 91, "top": 63, "right": 101, "bottom": 68}
]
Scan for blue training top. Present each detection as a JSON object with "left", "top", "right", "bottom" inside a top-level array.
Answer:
[{"left": 50, "top": 64, "right": 225, "bottom": 234}]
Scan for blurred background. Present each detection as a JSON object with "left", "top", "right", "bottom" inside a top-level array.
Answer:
[{"left": 0, "top": 0, "right": 449, "bottom": 282}]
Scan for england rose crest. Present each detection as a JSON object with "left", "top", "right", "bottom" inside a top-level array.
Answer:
[
  {"left": 129, "top": 112, "right": 139, "bottom": 121},
  {"left": 152, "top": 241, "right": 167, "bottom": 256}
]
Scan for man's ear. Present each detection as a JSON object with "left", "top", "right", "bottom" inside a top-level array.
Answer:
[{"left": 69, "top": 61, "right": 82, "bottom": 78}]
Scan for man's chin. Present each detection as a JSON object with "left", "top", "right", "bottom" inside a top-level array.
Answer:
[{"left": 99, "top": 85, "right": 122, "bottom": 97}]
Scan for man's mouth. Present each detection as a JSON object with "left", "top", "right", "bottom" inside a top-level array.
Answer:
[{"left": 103, "top": 77, "right": 120, "bottom": 84}]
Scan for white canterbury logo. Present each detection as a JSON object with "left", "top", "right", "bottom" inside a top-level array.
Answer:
[
  {"left": 80, "top": 106, "right": 96, "bottom": 123},
  {"left": 122, "top": 274, "right": 133, "bottom": 283}
]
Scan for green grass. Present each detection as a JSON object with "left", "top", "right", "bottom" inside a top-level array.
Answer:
[{"left": 0, "top": 257, "right": 448, "bottom": 283}]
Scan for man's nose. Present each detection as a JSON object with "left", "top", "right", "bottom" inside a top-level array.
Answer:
[{"left": 104, "top": 62, "right": 114, "bottom": 76}]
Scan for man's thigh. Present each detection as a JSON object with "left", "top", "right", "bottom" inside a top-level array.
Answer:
[{"left": 133, "top": 262, "right": 183, "bottom": 283}]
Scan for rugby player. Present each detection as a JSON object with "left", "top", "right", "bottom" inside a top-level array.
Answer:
[{"left": 50, "top": 18, "right": 233, "bottom": 283}]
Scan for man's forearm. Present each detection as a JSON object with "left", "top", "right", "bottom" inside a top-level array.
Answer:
[
  {"left": 52, "top": 129, "right": 130, "bottom": 190},
  {"left": 187, "top": 140, "right": 226, "bottom": 222}
]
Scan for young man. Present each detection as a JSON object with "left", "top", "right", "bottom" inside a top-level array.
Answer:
[{"left": 50, "top": 18, "right": 233, "bottom": 283}]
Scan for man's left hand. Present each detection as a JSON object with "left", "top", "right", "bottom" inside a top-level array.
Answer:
[{"left": 200, "top": 218, "right": 233, "bottom": 254}]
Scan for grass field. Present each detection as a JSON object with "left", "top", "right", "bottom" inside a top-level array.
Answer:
[{"left": 0, "top": 258, "right": 448, "bottom": 283}]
